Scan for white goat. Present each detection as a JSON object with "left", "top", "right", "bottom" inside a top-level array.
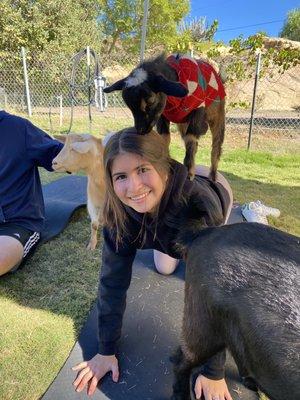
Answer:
[{"left": 52, "top": 133, "right": 105, "bottom": 250}]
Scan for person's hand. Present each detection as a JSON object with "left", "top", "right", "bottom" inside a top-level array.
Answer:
[
  {"left": 72, "top": 353, "right": 119, "bottom": 396},
  {"left": 194, "top": 375, "right": 233, "bottom": 400}
]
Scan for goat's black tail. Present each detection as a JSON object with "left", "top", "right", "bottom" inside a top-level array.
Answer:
[
  {"left": 175, "top": 218, "right": 207, "bottom": 256},
  {"left": 175, "top": 194, "right": 223, "bottom": 255}
]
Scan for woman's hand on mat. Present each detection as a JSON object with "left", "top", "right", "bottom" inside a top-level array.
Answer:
[
  {"left": 194, "top": 375, "right": 233, "bottom": 400},
  {"left": 72, "top": 353, "right": 119, "bottom": 395}
]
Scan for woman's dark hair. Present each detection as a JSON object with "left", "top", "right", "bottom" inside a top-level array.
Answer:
[{"left": 103, "top": 128, "right": 171, "bottom": 246}]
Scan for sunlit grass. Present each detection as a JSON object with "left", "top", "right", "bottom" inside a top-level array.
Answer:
[{"left": 0, "top": 115, "right": 298, "bottom": 399}]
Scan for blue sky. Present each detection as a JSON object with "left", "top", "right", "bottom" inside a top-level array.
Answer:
[{"left": 188, "top": 0, "right": 299, "bottom": 43}]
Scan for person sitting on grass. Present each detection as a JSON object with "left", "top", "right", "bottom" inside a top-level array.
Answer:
[
  {"left": 72, "top": 128, "right": 234, "bottom": 400},
  {"left": 0, "top": 110, "right": 63, "bottom": 276}
]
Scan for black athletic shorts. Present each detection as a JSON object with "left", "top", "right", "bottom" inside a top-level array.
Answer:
[{"left": 0, "top": 222, "right": 41, "bottom": 259}]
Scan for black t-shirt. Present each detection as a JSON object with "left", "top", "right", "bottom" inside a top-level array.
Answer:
[{"left": 0, "top": 111, "right": 63, "bottom": 231}]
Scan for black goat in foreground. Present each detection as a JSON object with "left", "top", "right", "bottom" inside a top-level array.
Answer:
[
  {"left": 173, "top": 221, "right": 300, "bottom": 400},
  {"left": 103, "top": 53, "right": 226, "bottom": 181}
]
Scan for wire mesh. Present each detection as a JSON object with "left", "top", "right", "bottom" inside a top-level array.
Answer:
[{"left": 0, "top": 48, "right": 299, "bottom": 150}]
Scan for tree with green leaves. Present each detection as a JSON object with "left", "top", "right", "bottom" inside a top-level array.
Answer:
[
  {"left": 0, "top": 0, "right": 102, "bottom": 67},
  {"left": 176, "top": 17, "right": 218, "bottom": 52},
  {"left": 279, "top": 8, "right": 300, "bottom": 42},
  {"left": 98, "top": 0, "right": 190, "bottom": 54}
]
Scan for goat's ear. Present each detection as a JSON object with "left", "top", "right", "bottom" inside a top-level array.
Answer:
[
  {"left": 53, "top": 134, "right": 67, "bottom": 143},
  {"left": 103, "top": 78, "right": 127, "bottom": 93},
  {"left": 102, "top": 131, "right": 116, "bottom": 147},
  {"left": 71, "top": 141, "right": 92, "bottom": 154},
  {"left": 149, "top": 75, "right": 188, "bottom": 97}
]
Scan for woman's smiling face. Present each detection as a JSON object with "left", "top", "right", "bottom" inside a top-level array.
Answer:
[{"left": 111, "top": 152, "right": 167, "bottom": 213}]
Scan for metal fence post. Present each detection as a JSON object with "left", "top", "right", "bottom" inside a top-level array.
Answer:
[
  {"left": 21, "top": 47, "right": 32, "bottom": 117},
  {"left": 86, "top": 46, "right": 92, "bottom": 133},
  {"left": 248, "top": 51, "right": 261, "bottom": 150},
  {"left": 59, "top": 95, "right": 63, "bottom": 127},
  {"left": 140, "top": 0, "right": 150, "bottom": 62}
]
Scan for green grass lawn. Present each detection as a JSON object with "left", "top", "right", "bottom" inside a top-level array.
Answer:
[{"left": 0, "top": 117, "right": 299, "bottom": 400}]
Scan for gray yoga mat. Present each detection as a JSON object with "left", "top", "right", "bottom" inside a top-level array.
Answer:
[
  {"left": 42, "top": 205, "right": 257, "bottom": 400},
  {"left": 41, "top": 175, "right": 87, "bottom": 243}
]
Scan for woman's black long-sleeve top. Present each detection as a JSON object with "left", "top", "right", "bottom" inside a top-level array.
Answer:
[{"left": 98, "top": 160, "right": 228, "bottom": 380}]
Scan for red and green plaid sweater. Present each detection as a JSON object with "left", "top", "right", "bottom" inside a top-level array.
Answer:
[{"left": 163, "top": 54, "right": 226, "bottom": 124}]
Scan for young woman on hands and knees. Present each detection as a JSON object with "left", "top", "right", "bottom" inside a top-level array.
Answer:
[{"left": 72, "top": 128, "right": 233, "bottom": 400}]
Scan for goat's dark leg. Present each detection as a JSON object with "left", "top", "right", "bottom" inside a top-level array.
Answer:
[
  {"left": 206, "top": 100, "right": 225, "bottom": 181},
  {"left": 172, "top": 282, "right": 225, "bottom": 400},
  {"left": 156, "top": 114, "right": 171, "bottom": 146},
  {"left": 228, "top": 344, "right": 258, "bottom": 392},
  {"left": 181, "top": 108, "right": 208, "bottom": 180},
  {"left": 182, "top": 134, "right": 198, "bottom": 180},
  {"left": 172, "top": 339, "right": 225, "bottom": 399},
  {"left": 171, "top": 347, "right": 195, "bottom": 400}
]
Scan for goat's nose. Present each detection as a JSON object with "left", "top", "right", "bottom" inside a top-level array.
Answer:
[
  {"left": 138, "top": 128, "right": 148, "bottom": 135},
  {"left": 135, "top": 122, "right": 144, "bottom": 134}
]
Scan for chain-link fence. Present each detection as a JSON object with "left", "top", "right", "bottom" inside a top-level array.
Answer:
[
  {"left": 1, "top": 47, "right": 299, "bottom": 151},
  {"left": 219, "top": 52, "right": 300, "bottom": 138}
]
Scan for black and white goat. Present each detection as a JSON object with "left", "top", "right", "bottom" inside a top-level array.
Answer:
[
  {"left": 103, "top": 53, "right": 226, "bottom": 180},
  {"left": 172, "top": 218, "right": 300, "bottom": 400}
]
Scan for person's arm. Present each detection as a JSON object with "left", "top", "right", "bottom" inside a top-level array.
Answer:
[
  {"left": 24, "top": 120, "right": 63, "bottom": 170},
  {"left": 72, "top": 227, "right": 136, "bottom": 395},
  {"left": 97, "top": 227, "right": 137, "bottom": 355},
  {"left": 192, "top": 351, "right": 233, "bottom": 400},
  {"left": 200, "top": 350, "right": 226, "bottom": 380}
]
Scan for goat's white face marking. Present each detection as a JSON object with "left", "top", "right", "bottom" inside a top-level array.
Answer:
[{"left": 125, "top": 68, "right": 147, "bottom": 87}]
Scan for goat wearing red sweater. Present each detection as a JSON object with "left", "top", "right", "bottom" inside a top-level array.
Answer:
[{"left": 104, "top": 53, "right": 226, "bottom": 181}]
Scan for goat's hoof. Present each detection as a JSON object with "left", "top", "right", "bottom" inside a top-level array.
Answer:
[
  {"left": 188, "top": 172, "right": 195, "bottom": 181},
  {"left": 209, "top": 170, "right": 217, "bottom": 181},
  {"left": 170, "top": 347, "right": 184, "bottom": 364},
  {"left": 241, "top": 376, "right": 258, "bottom": 392},
  {"left": 86, "top": 242, "right": 97, "bottom": 250},
  {"left": 171, "top": 382, "right": 190, "bottom": 400},
  {"left": 171, "top": 391, "right": 190, "bottom": 400},
  {"left": 170, "top": 394, "right": 185, "bottom": 400}
]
